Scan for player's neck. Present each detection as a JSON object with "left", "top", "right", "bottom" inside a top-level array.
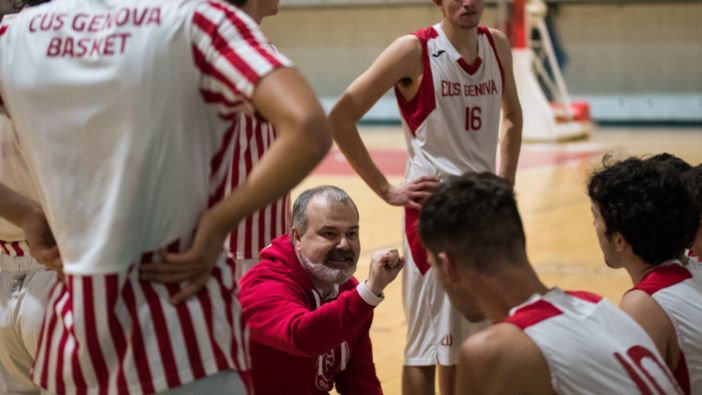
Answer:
[
  {"left": 440, "top": 19, "right": 480, "bottom": 63},
  {"left": 625, "top": 256, "right": 671, "bottom": 286},
  {"left": 478, "top": 263, "right": 549, "bottom": 322}
]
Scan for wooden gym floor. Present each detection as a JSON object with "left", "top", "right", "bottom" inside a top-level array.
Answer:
[{"left": 290, "top": 125, "right": 702, "bottom": 395}]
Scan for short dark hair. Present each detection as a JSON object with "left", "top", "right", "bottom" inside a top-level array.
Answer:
[
  {"left": 224, "top": 0, "right": 247, "bottom": 8},
  {"left": 292, "top": 185, "right": 358, "bottom": 234},
  {"left": 13, "top": 0, "right": 50, "bottom": 11},
  {"left": 687, "top": 164, "right": 702, "bottom": 213},
  {"left": 419, "top": 172, "right": 526, "bottom": 273},
  {"left": 588, "top": 156, "right": 699, "bottom": 265},
  {"left": 646, "top": 153, "right": 692, "bottom": 175}
]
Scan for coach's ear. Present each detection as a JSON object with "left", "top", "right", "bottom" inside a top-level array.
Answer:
[{"left": 291, "top": 227, "right": 303, "bottom": 250}]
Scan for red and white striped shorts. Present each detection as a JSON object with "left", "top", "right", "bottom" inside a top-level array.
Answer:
[{"left": 32, "top": 252, "right": 251, "bottom": 395}]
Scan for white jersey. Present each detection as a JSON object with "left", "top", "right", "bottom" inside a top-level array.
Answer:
[
  {"left": 396, "top": 24, "right": 504, "bottom": 182},
  {"left": 224, "top": 113, "right": 290, "bottom": 261},
  {"left": 631, "top": 258, "right": 702, "bottom": 394},
  {"left": 0, "top": 109, "right": 40, "bottom": 256},
  {"left": 0, "top": 0, "right": 291, "bottom": 393},
  {"left": 503, "top": 287, "right": 683, "bottom": 395},
  {"left": 0, "top": 0, "right": 292, "bottom": 275}
]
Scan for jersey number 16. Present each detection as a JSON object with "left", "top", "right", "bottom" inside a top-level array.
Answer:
[{"left": 465, "top": 106, "right": 482, "bottom": 131}]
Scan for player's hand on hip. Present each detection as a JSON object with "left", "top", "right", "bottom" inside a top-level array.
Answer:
[
  {"left": 365, "top": 248, "right": 406, "bottom": 296},
  {"left": 383, "top": 176, "right": 439, "bottom": 210},
  {"left": 140, "top": 212, "right": 230, "bottom": 305},
  {"left": 23, "top": 208, "right": 63, "bottom": 273}
]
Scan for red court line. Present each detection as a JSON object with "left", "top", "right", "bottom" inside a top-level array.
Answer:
[{"left": 311, "top": 149, "right": 604, "bottom": 176}]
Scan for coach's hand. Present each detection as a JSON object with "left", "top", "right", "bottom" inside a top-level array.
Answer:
[
  {"left": 383, "top": 176, "right": 439, "bottom": 210},
  {"left": 365, "top": 248, "right": 405, "bottom": 296},
  {"left": 140, "top": 210, "right": 230, "bottom": 305}
]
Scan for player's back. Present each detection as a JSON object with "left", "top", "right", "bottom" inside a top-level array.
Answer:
[
  {"left": 0, "top": 0, "right": 261, "bottom": 273},
  {"left": 503, "top": 287, "right": 682, "bottom": 394},
  {"left": 632, "top": 258, "right": 702, "bottom": 393}
]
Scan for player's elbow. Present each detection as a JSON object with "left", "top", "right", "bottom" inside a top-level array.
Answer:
[
  {"left": 296, "top": 109, "right": 333, "bottom": 160},
  {"left": 328, "top": 96, "right": 361, "bottom": 141}
]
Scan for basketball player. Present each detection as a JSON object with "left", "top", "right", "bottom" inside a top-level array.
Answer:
[
  {"left": 223, "top": 0, "right": 292, "bottom": 281},
  {"left": 0, "top": 0, "right": 331, "bottom": 394},
  {"left": 419, "top": 172, "right": 683, "bottom": 395},
  {"left": 0, "top": 110, "right": 57, "bottom": 395},
  {"left": 328, "top": 0, "right": 522, "bottom": 392},
  {"left": 588, "top": 157, "right": 702, "bottom": 393}
]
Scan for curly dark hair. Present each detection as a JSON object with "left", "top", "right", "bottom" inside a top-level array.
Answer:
[
  {"left": 687, "top": 164, "right": 702, "bottom": 212},
  {"left": 419, "top": 172, "right": 526, "bottom": 273},
  {"left": 588, "top": 156, "right": 699, "bottom": 265},
  {"left": 646, "top": 153, "right": 692, "bottom": 175}
]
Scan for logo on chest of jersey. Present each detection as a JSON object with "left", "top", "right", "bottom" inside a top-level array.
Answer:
[{"left": 441, "top": 79, "right": 498, "bottom": 97}]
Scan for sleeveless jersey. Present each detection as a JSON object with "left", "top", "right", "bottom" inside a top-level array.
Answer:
[
  {"left": 0, "top": 0, "right": 292, "bottom": 393},
  {"left": 631, "top": 258, "right": 702, "bottom": 394},
  {"left": 0, "top": 109, "right": 38, "bottom": 256},
  {"left": 502, "top": 287, "right": 683, "bottom": 395},
  {"left": 396, "top": 24, "right": 504, "bottom": 181}
]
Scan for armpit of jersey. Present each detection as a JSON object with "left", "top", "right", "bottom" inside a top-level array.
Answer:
[{"left": 190, "top": 1, "right": 293, "bottom": 117}]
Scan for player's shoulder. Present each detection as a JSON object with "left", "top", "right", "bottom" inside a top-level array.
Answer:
[
  {"left": 459, "top": 323, "right": 552, "bottom": 394},
  {"left": 619, "top": 288, "right": 672, "bottom": 333},
  {"left": 390, "top": 34, "right": 423, "bottom": 57},
  {"left": 460, "top": 322, "right": 536, "bottom": 367},
  {"left": 483, "top": 27, "right": 511, "bottom": 55}
]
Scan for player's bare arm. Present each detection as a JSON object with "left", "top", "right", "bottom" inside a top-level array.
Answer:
[
  {"left": 0, "top": 182, "right": 62, "bottom": 272},
  {"left": 329, "top": 35, "right": 439, "bottom": 210},
  {"left": 489, "top": 28, "right": 522, "bottom": 186},
  {"left": 619, "top": 289, "right": 680, "bottom": 371},
  {"left": 455, "top": 324, "right": 551, "bottom": 395},
  {"left": 141, "top": 67, "right": 332, "bottom": 304}
]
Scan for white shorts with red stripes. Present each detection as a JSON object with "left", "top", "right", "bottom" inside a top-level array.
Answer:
[{"left": 31, "top": 252, "right": 251, "bottom": 395}]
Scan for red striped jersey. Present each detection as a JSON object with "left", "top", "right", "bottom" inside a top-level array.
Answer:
[
  {"left": 0, "top": 0, "right": 291, "bottom": 393},
  {"left": 0, "top": 111, "right": 39, "bottom": 257},
  {"left": 396, "top": 24, "right": 504, "bottom": 182},
  {"left": 631, "top": 258, "right": 702, "bottom": 394},
  {"left": 224, "top": 113, "right": 290, "bottom": 262},
  {"left": 502, "top": 287, "right": 683, "bottom": 395}
]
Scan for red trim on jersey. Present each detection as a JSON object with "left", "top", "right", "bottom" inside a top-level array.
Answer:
[
  {"left": 502, "top": 299, "right": 563, "bottom": 330},
  {"left": 394, "top": 27, "right": 438, "bottom": 135},
  {"left": 404, "top": 207, "right": 429, "bottom": 275},
  {"left": 675, "top": 350, "right": 691, "bottom": 395},
  {"left": 482, "top": 27, "right": 505, "bottom": 95},
  {"left": 689, "top": 249, "right": 697, "bottom": 257},
  {"left": 631, "top": 264, "right": 692, "bottom": 296},
  {"left": 0, "top": 25, "right": 7, "bottom": 37},
  {"left": 564, "top": 290, "right": 603, "bottom": 304},
  {"left": 83, "top": 277, "right": 110, "bottom": 392},
  {"left": 457, "top": 57, "right": 482, "bottom": 76}
]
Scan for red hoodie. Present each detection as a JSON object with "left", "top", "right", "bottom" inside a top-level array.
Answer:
[{"left": 239, "top": 235, "right": 383, "bottom": 395}]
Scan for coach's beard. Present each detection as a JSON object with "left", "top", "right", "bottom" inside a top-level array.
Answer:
[{"left": 299, "top": 248, "right": 357, "bottom": 285}]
